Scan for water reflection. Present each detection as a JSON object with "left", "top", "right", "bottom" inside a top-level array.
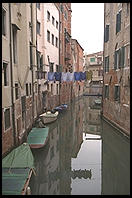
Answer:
[{"left": 30, "top": 96, "right": 130, "bottom": 195}]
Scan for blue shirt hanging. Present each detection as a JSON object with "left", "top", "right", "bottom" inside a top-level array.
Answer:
[
  {"left": 54, "top": 72, "right": 62, "bottom": 81},
  {"left": 80, "top": 71, "right": 86, "bottom": 80},
  {"left": 48, "top": 72, "right": 55, "bottom": 81},
  {"left": 74, "top": 72, "right": 81, "bottom": 81}
]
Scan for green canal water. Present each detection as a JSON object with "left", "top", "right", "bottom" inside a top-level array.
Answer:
[{"left": 30, "top": 96, "right": 130, "bottom": 195}]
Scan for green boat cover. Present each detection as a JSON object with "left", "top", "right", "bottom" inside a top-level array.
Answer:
[
  {"left": 2, "top": 168, "right": 31, "bottom": 195},
  {"left": 2, "top": 143, "right": 34, "bottom": 195},
  {"left": 2, "top": 143, "right": 34, "bottom": 169},
  {"left": 27, "top": 127, "right": 49, "bottom": 145}
]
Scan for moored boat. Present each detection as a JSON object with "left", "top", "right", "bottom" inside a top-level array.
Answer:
[
  {"left": 27, "top": 127, "right": 49, "bottom": 149},
  {"left": 94, "top": 99, "right": 101, "bottom": 105},
  {"left": 39, "top": 111, "right": 59, "bottom": 124},
  {"left": 2, "top": 143, "right": 35, "bottom": 195},
  {"left": 54, "top": 104, "right": 68, "bottom": 113}
]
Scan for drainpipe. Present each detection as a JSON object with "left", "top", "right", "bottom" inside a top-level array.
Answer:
[
  {"left": 58, "top": 5, "right": 61, "bottom": 105},
  {"left": 9, "top": 3, "right": 16, "bottom": 146},
  {"left": 101, "top": 3, "right": 105, "bottom": 117},
  {"left": 31, "top": 3, "right": 34, "bottom": 123}
]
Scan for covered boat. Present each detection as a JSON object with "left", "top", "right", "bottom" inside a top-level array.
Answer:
[
  {"left": 54, "top": 104, "right": 68, "bottom": 113},
  {"left": 27, "top": 127, "right": 49, "bottom": 149},
  {"left": 2, "top": 143, "right": 35, "bottom": 195},
  {"left": 94, "top": 99, "right": 101, "bottom": 105},
  {"left": 39, "top": 111, "right": 59, "bottom": 124}
]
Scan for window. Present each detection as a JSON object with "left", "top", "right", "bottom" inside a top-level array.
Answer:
[
  {"left": 56, "top": 84, "right": 59, "bottom": 95},
  {"left": 116, "top": 11, "right": 121, "bottom": 34},
  {"left": 104, "top": 25, "right": 109, "bottom": 42},
  {"left": 104, "top": 85, "right": 109, "bottom": 99},
  {"left": 55, "top": 37, "right": 58, "bottom": 48},
  {"left": 4, "top": 108, "right": 11, "bottom": 130},
  {"left": 50, "top": 63, "right": 54, "bottom": 72},
  {"left": 52, "top": 16, "right": 55, "bottom": 25},
  {"left": 60, "top": 21, "right": 62, "bottom": 32},
  {"left": 36, "top": 50, "right": 41, "bottom": 69},
  {"left": 30, "top": 42, "right": 33, "bottom": 68},
  {"left": 36, "top": 3, "right": 40, "bottom": 9},
  {"left": 114, "top": 46, "right": 125, "bottom": 69},
  {"left": 12, "top": 26, "right": 17, "bottom": 63},
  {"left": 56, "top": 21, "right": 58, "bottom": 29},
  {"left": 15, "top": 83, "right": 19, "bottom": 100},
  {"left": 52, "top": 34, "right": 54, "bottom": 45},
  {"left": 114, "top": 85, "right": 120, "bottom": 102},
  {"left": 47, "top": 11, "right": 50, "bottom": 21},
  {"left": 26, "top": 83, "right": 29, "bottom": 96},
  {"left": 29, "top": 83, "right": 32, "bottom": 95},
  {"left": 121, "top": 46, "right": 125, "bottom": 68},
  {"left": 56, "top": 64, "right": 59, "bottom": 72},
  {"left": 90, "top": 57, "right": 95, "bottom": 62},
  {"left": 60, "top": 4, "right": 63, "bottom": 13},
  {"left": 47, "top": 30, "right": 50, "bottom": 42},
  {"left": 51, "top": 84, "right": 53, "bottom": 94},
  {"left": 64, "top": 10, "right": 68, "bottom": 20},
  {"left": 37, "top": 21, "right": 40, "bottom": 34},
  {"left": 2, "top": 8, "right": 6, "bottom": 36},
  {"left": 104, "top": 56, "right": 109, "bottom": 72},
  {"left": 3, "top": 62, "right": 9, "bottom": 86}
]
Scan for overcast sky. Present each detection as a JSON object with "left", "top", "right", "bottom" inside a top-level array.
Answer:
[{"left": 71, "top": 3, "right": 104, "bottom": 55}]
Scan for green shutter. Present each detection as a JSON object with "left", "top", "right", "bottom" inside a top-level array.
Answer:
[
  {"left": 116, "top": 13, "right": 119, "bottom": 34},
  {"left": 114, "top": 51, "right": 117, "bottom": 70},
  {"left": 118, "top": 11, "right": 121, "bottom": 32},
  {"left": 118, "top": 48, "right": 121, "bottom": 68},
  {"left": 121, "top": 46, "right": 125, "bottom": 67},
  {"left": 107, "top": 56, "right": 109, "bottom": 72}
]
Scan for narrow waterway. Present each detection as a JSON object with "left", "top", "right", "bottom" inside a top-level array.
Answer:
[{"left": 30, "top": 96, "right": 130, "bottom": 195}]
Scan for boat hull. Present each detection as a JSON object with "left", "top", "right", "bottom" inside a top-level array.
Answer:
[{"left": 40, "top": 111, "right": 59, "bottom": 124}]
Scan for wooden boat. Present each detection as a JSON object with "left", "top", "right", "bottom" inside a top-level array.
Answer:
[
  {"left": 39, "top": 111, "right": 59, "bottom": 124},
  {"left": 27, "top": 127, "right": 49, "bottom": 149},
  {"left": 2, "top": 143, "right": 35, "bottom": 195},
  {"left": 54, "top": 104, "right": 68, "bottom": 113}
]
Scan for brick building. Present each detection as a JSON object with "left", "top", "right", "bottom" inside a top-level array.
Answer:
[
  {"left": 71, "top": 39, "right": 84, "bottom": 98},
  {"left": 55, "top": 3, "right": 73, "bottom": 104},
  {"left": 102, "top": 3, "right": 130, "bottom": 136}
]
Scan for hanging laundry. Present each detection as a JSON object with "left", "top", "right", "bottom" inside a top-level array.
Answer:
[
  {"left": 54, "top": 72, "right": 62, "bottom": 81},
  {"left": 80, "top": 72, "right": 86, "bottom": 80},
  {"left": 48, "top": 72, "right": 55, "bottom": 81},
  {"left": 86, "top": 71, "right": 93, "bottom": 80},
  {"left": 61, "top": 72, "right": 68, "bottom": 82},
  {"left": 67, "top": 72, "right": 75, "bottom": 81},
  {"left": 74, "top": 72, "right": 81, "bottom": 81}
]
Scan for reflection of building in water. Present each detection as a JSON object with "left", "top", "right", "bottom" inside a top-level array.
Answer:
[
  {"left": 101, "top": 120, "right": 130, "bottom": 195},
  {"left": 30, "top": 100, "right": 84, "bottom": 195},
  {"left": 30, "top": 122, "right": 60, "bottom": 195},
  {"left": 71, "top": 99, "right": 83, "bottom": 158},
  {"left": 83, "top": 96, "right": 101, "bottom": 136}
]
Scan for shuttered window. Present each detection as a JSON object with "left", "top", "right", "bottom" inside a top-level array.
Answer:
[
  {"left": 104, "top": 25, "right": 109, "bottom": 42},
  {"left": 116, "top": 11, "right": 121, "bottom": 34},
  {"left": 104, "top": 56, "right": 109, "bottom": 72},
  {"left": 104, "top": 85, "right": 109, "bottom": 99},
  {"left": 114, "top": 46, "right": 125, "bottom": 69},
  {"left": 121, "top": 46, "right": 125, "bottom": 68},
  {"left": 4, "top": 108, "right": 11, "bottom": 130},
  {"left": 114, "top": 85, "right": 120, "bottom": 102}
]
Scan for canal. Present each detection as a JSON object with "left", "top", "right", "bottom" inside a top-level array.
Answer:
[{"left": 29, "top": 96, "right": 130, "bottom": 195}]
